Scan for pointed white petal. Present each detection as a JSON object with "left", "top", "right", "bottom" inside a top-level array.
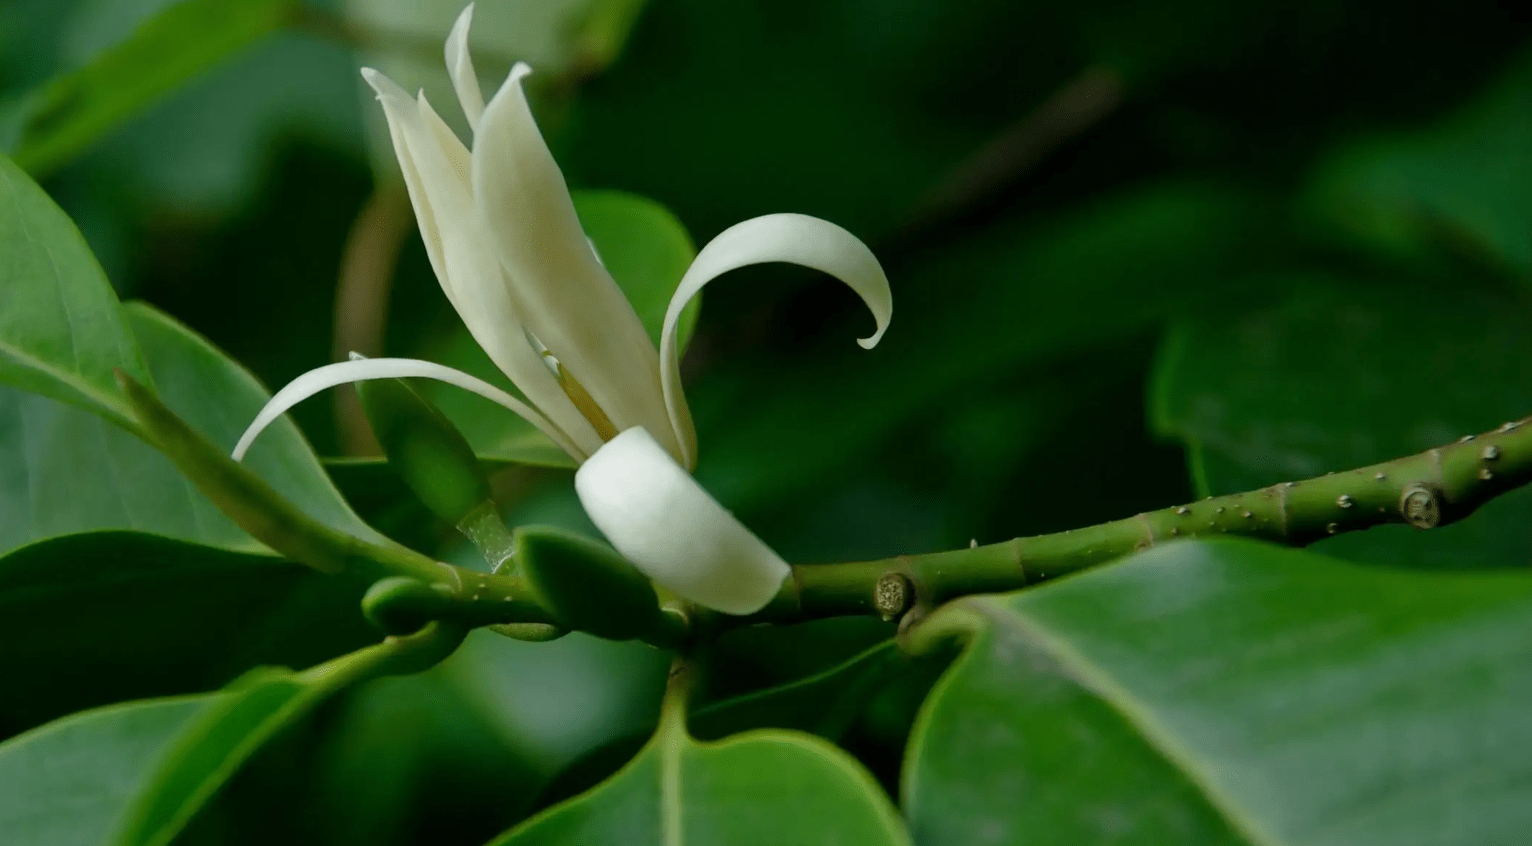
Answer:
[
  {"left": 233, "top": 358, "right": 586, "bottom": 463},
  {"left": 361, "top": 67, "right": 448, "bottom": 288},
  {"left": 473, "top": 64, "right": 681, "bottom": 462},
  {"left": 357, "top": 76, "right": 603, "bottom": 457},
  {"left": 659, "top": 213, "right": 893, "bottom": 468},
  {"left": 574, "top": 428, "right": 789, "bottom": 615},
  {"left": 444, "top": 3, "right": 485, "bottom": 132}
]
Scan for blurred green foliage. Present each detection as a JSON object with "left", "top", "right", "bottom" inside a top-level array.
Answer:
[{"left": 2, "top": 0, "right": 1532, "bottom": 842}]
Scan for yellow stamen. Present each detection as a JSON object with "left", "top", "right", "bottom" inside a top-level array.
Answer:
[{"left": 554, "top": 360, "right": 619, "bottom": 441}]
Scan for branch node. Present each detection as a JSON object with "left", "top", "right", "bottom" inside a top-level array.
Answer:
[
  {"left": 1400, "top": 483, "right": 1443, "bottom": 529},
  {"left": 874, "top": 572, "right": 914, "bottom": 621}
]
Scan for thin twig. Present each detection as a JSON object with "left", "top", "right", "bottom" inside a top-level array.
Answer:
[{"left": 901, "top": 65, "right": 1124, "bottom": 237}]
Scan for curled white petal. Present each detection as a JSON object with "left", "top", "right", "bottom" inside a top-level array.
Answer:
[
  {"left": 659, "top": 213, "right": 893, "bottom": 469},
  {"left": 232, "top": 358, "right": 585, "bottom": 463},
  {"left": 575, "top": 428, "right": 789, "bottom": 615},
  {"left": 473, "top": 63, "right": 680, "bottom": 462},
  {"left": 444, "top": 3, "right": 485, "bottom": 132}
]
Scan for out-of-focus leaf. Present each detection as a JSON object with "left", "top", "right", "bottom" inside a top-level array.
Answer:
[
  {"left": 0, "top": 531, "right": 371, "bottom": 738},
  {"left": 1151, "top": 277, "right": 1532, "bottom": 568},
  {"left": 0, "top": 152, "right": 146, "bottom": 426},
  {"left": 492, "top": 717, "right": 910, "bottom": 845},
  {"left": 1309, "top": 48, "right": 1532, "bottom": 280},
  {"left": 905, "top": 538, "right": 1532, "bottom": 846},
  {"left": 6, "top": 0, "right": 297, "bottom": 176},
  {"left": 83, "top": 30, "right": 363, "bottom": 216},
  {"left": 305, "top": 671, "right": 544, "bottom": 846},
  {"left": 439, "top": 630, "right": 669, "bottom": 777},
  {"left": 417, "top": 190, "right": 697, "bottom": 465}
]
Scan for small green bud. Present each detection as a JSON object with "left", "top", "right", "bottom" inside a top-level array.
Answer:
[
  {"left": 362, "top": 576, "right": 451, "bottom": 635},
  {"left": 357, "top": 375, "right": 491, "bottom": 526},
  {"left": 515, "top": 525, "right": 663, "bottom": 641}
]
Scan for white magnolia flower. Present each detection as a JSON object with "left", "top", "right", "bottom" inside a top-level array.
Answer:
[{"left": 234, "top": 4, "right": 891, "bottom": 615}]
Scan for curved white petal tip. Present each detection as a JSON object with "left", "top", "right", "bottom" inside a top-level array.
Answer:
[
  {"left": 232, "top": 357, "right": 585, "bottom": 463},
  {"left": 445, "top": 4, "right": 484, "bottom": 130},
  {"left": 574, "top": 428, "right": 790, "bottom": 615}
]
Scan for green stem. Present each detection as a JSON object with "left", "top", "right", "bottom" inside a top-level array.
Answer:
[
  {"left": 742, "top": 413, "right": 1532, "bottom": 626},
  {"left": 295, "top": 620, "right": 468, "bottom": 688}
]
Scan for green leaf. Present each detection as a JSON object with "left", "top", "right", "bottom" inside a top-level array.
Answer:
[
  {"left": 493, "top": 718, "right": 910, "bottom": 845},
  {"left": 0, "top": 152, "right": 146, "bottom": 427},
  {"left": 6, "top": 0, "right": 296, "bottom": 176},
  {"left": 113, "top": 672, "right": 316, "bottom": 846},
  {"left": 417, "top": 190, "right": 698, "bottom": 465},
  {"left": 691, "top": 640, "right": 903, "bottom": 742},
  {"left": 0, "top": 531, "right": 371, "bottom": 736},
  {"left": 904, "top": 538, "right": 1532, "bottom": 846},
  {"left": 1151, "top": 278, "right": 1532, "bottom": 568},
  {"left": 1309, "top": 47, "right": 1532, "bottom": 279},
  {"left": 0, "top": 627, "right": 461, "bottom": 846},
  {"left": 0, "top": 678, "right": 314, "bottom": 846},
  {"left": 0, "top": 695, "right": 217, "bottom": 846},
  {"left": 0, "top": 301, "right": 377, "bottom": 556}
]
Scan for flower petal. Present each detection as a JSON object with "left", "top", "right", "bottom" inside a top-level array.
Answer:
[
  {"left": 659, "top": 213, "right": 893, "bottom": 468},
  {"left": 361, "top": 67, "right": 448, "bottom": 288},
  {"left": 472, "top": 64, "right": 682, "bottom": 462},
  {"left": 362, "top": 67, "right": 603, "bottom": 457},
  {"left": 444, "top": 3, "right": 485, "bottom": 132},
  {"left": 574, "top": 428, "right": 789, "bottom": 615},
  {"left": 233, "top": 358, "right": 585, "bottom": 463}
]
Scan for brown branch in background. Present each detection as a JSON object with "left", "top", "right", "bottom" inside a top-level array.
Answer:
[
  {"left": 902, "top": 65, "right": 1124, "bottom": 237},
  {"left": 333, "top": 182, "right": 412, "bottom": 456}
]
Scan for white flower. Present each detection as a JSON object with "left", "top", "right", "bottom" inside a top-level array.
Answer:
[{"left": 234, "top": 4, "right": 891, "bottom": 615}]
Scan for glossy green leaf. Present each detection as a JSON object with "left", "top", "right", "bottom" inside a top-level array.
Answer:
[
  {"left": 0, "top": 153, "right": 146, "bottom": 427},
  {"left": 0, "top": 301, "right": 378, "bottom": 556},
  {"left": 0, "top": 678, "right": 317, "bottom": 846},
  {"left": 0, "top": 531, "right": 371, "bottom": 737},
  {"left": 6, "top": 0, "right": 296, "bottom": 176},
  {"left": 905, "top": 538, "right": 1532, "bottom": 846},
  {"left": 0, "top": 628, "right": 464, "bottom": 846},
  {"left": 493, "top": 716, "right": 910, "bottom": 845},
  {"left": 0, "top": 695, "right": 216, "bottom": 846},
  {"left": 1151, "top": 279, "right": 1532, "bottom": 568},
  {"left": 114, "top": 672, "right": 316, "bottom": 846},
  {"left": 1309, "top": 48, "right": 1532, "bottom": 278},
  {"left": 418, "top": 190, "right": 698, "bottom": 465}
]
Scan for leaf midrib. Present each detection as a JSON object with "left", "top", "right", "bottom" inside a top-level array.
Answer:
[{"left": 975, "top": 596, "right": 1286, "bottom": 846}]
